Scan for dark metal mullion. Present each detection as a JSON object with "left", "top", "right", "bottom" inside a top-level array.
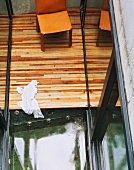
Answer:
[
  {"left": 80, "top": 18, "right": 91, "bottom": 110},
  {"left": 0, "top": 112, "right": 6, "bottom": 130},
  {"left": 92, "top": 51, "right": 116, "bottom": 141},
  {"left": 8, "top": 0, "right": 14, "bottom": 15},
  {"left": 98, "top": 78, "right": 119, "bottom": 141},
  {"left": 4, "top": 18, "right": 12, "bottom": 124},
  {"left": 6, "top": 112, "right": 11, "bottom": 168},
  {"left": 107, "top": 79, "right": 119, "bottom": 108},
  {"left": 5, "top": 0, "right": 12, "bottom": 19},
  {"left": 80, "top": 1, "right": 94, "bottom": 169},
  {"left": 80, "top": 0, "right": 87, "bottom": 25},
  {"left": 80, "top": 0, "right": 93, "bottom": 128},
  {"left": 86, "top": 110, "right": 93, "bottom": 170},
  {"left": 97, "top": 111, "right": 110, "bottom": 141},
  {"left": 108, "top": 0, "right": 134, "bottom": 169}
]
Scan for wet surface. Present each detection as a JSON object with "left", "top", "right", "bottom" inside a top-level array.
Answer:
[{"left": 10, "top": 119, "right": 88, "bottom": 170}]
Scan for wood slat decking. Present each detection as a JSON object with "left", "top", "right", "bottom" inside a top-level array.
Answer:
[
  {"left": 0, "top": 8, "right": 113, "bottom": 110},
  {"left": 0, "top": 15, "right": 9, "bottom": 110}
]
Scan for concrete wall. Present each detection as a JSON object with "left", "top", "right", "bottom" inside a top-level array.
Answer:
[
  {"left": 0, "top": 0, "right": 8, "bottom": 14},
  {"left": 0, "top": 0, "right": 103, "bottom": 14},
  {"left": 113, "top": 0, "right": 134, "bottom": 148}
]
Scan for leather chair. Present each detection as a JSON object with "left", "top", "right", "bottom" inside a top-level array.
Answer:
[
  {"left": 35, "top": 0, "right": 72, "bottom": 51},
  {"left": 96, "top": 0, "right": 111, "bottom": 46}
]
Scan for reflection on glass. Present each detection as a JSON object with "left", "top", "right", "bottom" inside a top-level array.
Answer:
[
  {"left": 14, "top": 138, "right": 25, "bottom": 168},
  {"left": 102, "top": 123, "right": 128, "bottom": 170},
  {"left": 10, "top": 121, "right": 88, "bottom": 170},
  {"left": 0, "top": 0, "right": 9, "bottom": 110}
]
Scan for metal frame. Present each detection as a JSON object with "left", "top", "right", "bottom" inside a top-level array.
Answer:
[
  {"left": 0, "top": 111, "right": 7, "bottom": 130},
  {"left": 4, "top": 18, "right": 12, "bottom": 124},
  {"left": 10, "top": 108, "right": 88, "bottom": 132},
  {"left": 2, "top": 0, "right": 13, "bottom": 124},
  {"left": 108, "top": 0, "right": 134, "bottom": 169},
  {"left": 92, "top": 50, "right": 117, "bottom": 141},
  {"left": 2, "top": 112, "right": 11, "bottom": 170},
  {"left": 80, "top": 1, "right": 94, "bottom": 169},
  {"left": 0, "top": 1, "right": 13, "bottom": 126},
  {"left": 0, "top": 1, "right": 13, "bottom": 169},
  {"left": 80, "top": 0, "right": 91, "bottom": 111},
  {"left": 88, "top": 0, "right": 134, "bottom": 169},
  {"left": 5, "top": 0, "right": 13, "bottom": 18}
]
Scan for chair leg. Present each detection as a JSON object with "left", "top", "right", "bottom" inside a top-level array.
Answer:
[
  {"left": 69, "top": 29, "right": 72, "bottom": 47},
  {"left": 36, "top": 17, "right": 40, "bottom": 33},
  {"left": 41, "top": 34, "right": 45, "bottom": 51},
  {"left": 96, "top": 29, "right": 101, "bottom": 47}
]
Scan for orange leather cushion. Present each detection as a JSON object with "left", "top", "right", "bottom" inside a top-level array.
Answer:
[
  {"left": 35, "top": 0, "right": 66, "bottom": 14},
  {"left": 99, "top": 10, "right": 111, "bottom": 31},
  {"left": 37, "top": 11, "right": 72, "bottom": 34}
]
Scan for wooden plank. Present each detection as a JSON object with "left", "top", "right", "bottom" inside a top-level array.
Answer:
[{"left": 0, "top": 8, "right": 115, "bottom": 110}]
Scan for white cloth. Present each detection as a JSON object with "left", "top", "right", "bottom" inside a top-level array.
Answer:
[{"left": 17, "top": 80, "right": 44, "bottom": 118}]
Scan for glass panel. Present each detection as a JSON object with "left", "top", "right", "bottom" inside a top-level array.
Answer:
[
  {"left": 102, "top": 123, "right": 129, "bottom": 170},
  {"left": 10, "top": 119, "right": 89, "bottom": 170},
  {"left": 0, "top": 0, "right": 9, "bottom": 111}
]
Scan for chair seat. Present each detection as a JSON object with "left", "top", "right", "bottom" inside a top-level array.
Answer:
[
  {"left": 99, "top": 10, "right": 111, "bottom": 31},
  {"left": 37, "top": 11, "right": 72, "bottom": 34}
]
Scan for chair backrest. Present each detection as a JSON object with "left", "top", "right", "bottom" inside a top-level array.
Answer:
[
  {"left": 35, "top": 0, "right": 66, "bottom": 14},
  {"left": 102, "top": 0, "right": 108, "bottom": 10}
]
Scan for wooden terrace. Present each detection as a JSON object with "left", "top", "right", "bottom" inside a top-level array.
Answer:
[{"left": 0, "top": 8, "right": 113, "bottom": 110}]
